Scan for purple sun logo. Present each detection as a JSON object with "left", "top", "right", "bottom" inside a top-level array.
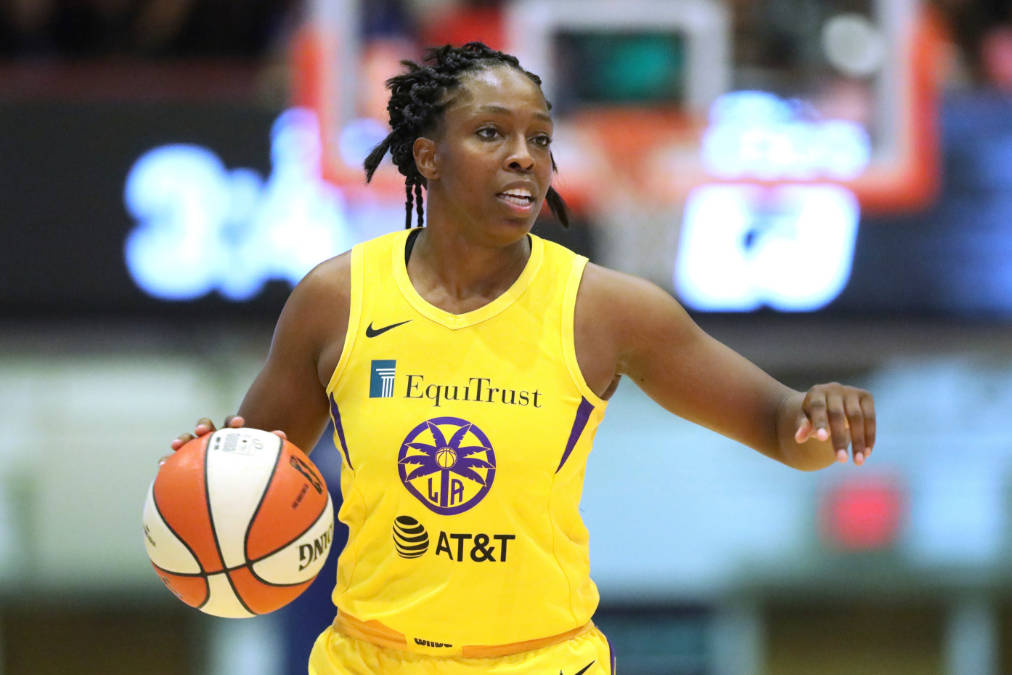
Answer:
[{"left": 397, "top": 417, "right": 496, "bottom": 515}]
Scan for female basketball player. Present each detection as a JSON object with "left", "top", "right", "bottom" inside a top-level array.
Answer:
[{"left": 172, "top": 43, "right": 875, "bottom": 674}]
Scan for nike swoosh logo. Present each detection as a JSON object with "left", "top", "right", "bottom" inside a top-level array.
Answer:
[
  {"left": 561, "top": 660, "right": 595, "bottom": 675},
  {"left": 365, "top": 320, "right": 411, "bottom": 337}
]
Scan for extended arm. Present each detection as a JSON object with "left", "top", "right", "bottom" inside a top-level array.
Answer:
[{"left": 576, "top": 264, "right": 874, "bottom": 471}]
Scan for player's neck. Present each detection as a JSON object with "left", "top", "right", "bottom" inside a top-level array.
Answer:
[{"left": 407, "top": 226, "right": 531, "bottom": 310}]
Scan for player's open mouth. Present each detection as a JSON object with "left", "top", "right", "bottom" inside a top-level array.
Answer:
[{"left": 496, "top": 190, "right": 534, "bottom": 209}]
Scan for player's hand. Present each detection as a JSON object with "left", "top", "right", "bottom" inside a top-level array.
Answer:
[
  {"left": 162, "top": 416, "right": 288, "bottom": 466},
  {"left": 793, "top": 383, "right": 875, "bottom": 466},
  {"left": 169, "top": 415, "right": 246, "bottom": 452}
]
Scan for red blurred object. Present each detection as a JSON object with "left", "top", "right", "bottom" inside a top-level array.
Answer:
[
  {"left": 820, "top": 477, "right": 904, "bottom": 551},
  {"left": 420, "top": 5, "right": 505, "bottom": 52}
]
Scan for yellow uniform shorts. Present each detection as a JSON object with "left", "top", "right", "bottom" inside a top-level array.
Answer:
[{"left": 308, "top": 621, "right": 615, "bottom": 674}]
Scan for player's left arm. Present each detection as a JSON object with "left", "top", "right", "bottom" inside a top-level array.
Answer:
[{"left": 581, "top": 264, "right": 875, "bottom": 470}]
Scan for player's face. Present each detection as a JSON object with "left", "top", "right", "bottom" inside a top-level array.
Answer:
[{"left": 428, "top": 66, "right": 554, "bottom": 243}]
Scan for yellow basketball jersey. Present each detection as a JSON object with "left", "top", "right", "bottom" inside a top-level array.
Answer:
[{"left": 324, "top": 229, "right": 608, "bottom": 654}]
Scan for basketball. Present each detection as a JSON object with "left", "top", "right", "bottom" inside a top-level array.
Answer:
[{"left": 142, "top": 427, "right": 334, "bottom": 618}]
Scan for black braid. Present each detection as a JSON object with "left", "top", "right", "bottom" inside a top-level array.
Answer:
[
  {"left": 404, "top": 182, "right": 413, "bottom": 230},
  {"left": 545, "top": 187, "right": 569, "bottom": 228},
  {"left": 414, "top": 182, "right": 424, "bottom": 228},
  {"left": 363, "top": 41, "right": 570, "bottom": 229}
]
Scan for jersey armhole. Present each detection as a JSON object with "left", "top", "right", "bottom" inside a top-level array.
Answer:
[
  {"left": 561, "top": 255, "right": 608, "bottom": 409},
  {"left": 325, "top": 244, "right": 364, "bottom": 395}
]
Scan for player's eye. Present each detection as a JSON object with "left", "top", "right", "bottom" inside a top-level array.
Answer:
[
  {"left": 531, "top": 134, "right": 552, "bottom": 148},
  {"left": 476, "top": 127, "right": 500, "bottom": 140}
]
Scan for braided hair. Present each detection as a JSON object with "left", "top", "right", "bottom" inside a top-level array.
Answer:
[{"left": 363, "top": 42, "right": 570, "bottom": 229}]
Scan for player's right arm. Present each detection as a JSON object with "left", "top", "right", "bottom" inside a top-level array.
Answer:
[{"left": 170, "top": 252, "right": 352, "bottom": 455}]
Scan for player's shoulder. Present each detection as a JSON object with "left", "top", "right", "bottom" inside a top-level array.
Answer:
[
  {"left": 270, "top": 250, "right": 354, "bottom": 356},
  {"left": 298, "top": 250, "right": 352, "bottom": 299},
  {"left": 293, "top": 229, "right": 406, "bottom": 306},
  {"left": 280, "top": 250, "right": 352, "bottom": 325},
  {"left": 579, "top": 262, "right": 672, "bottom": 307},
  {"left": 576, "top": 262, "right": 693, "bottom": 340}
]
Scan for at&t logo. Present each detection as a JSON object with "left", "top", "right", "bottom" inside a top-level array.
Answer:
[
  {"left": 392, "top": 516, "right": 429, "bottom": 559},
  {"left": 392, "top": 516, "right": 515, "bottom": 563}
]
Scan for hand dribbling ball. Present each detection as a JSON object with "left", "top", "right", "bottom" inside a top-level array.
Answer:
[{"left": 142, "top": 427, "right": 334, "bottom": 618}]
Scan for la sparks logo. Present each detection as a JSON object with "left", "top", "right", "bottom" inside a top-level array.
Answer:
[{"left": 397, "top": 417, "right": 496, "bottom": 515}]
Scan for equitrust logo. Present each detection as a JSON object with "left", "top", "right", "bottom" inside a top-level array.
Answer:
[
  {"left": 366, "top": 364, "right": 543, "bottom": 409},
  {"left": 369, "top": 360, "right": 396, "bottom": 398}
]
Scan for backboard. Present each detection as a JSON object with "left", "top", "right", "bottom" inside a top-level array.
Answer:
[{"left": 300, "top": 0, "right": 940, "bottom": 212}]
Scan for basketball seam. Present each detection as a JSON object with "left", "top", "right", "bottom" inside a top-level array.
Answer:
[
  {"left": 246, "top": 495, "right": 332, "bottom": 585},
  {"left": 151, "top": 562, "right": 212, "bottom": 612},
  {"left": 246, "top": 494, "right": 329, "bottom": 566},
  {"left": 150, "top": 484, "right": 205, "bottom": 577},
  {"left": 152, "top": 562, "right": 205, "bottom": 578},
  {"left": 231, "top": 570, "right": 316, "bottom": 589},
  {"left": 245, "top": 488, "right": 330, "bottom": 566},
  {"left": 205, "top": 429, "right": 261, "bottom": 616},
  {"left": 242, "top": 431, "right": 284, "bottom": 564},
  {"left": 155, "top": 559, "right": 319, "bottom": 584}
]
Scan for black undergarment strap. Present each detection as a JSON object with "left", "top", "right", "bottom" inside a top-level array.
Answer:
[{"left": 405, "top": 228, "right": 421, "bottom": 264}]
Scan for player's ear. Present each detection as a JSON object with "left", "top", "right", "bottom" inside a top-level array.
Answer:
[{"left": 413, "top": 137, "right": 439, "bottom": 181}]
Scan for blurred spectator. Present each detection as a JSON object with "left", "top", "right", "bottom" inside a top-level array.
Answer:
[
  {"left": 158, "top": 0, "right": 297, "bottom": 58},
  {"left": 363, "top": 0, "right": 414, "bottom": 40},
  {"left": 0, "top": 0, "right": 298, "bottom": 59},
  {"left": 0, "top": 0, "right": 58, "bottom": 55},
  {"left": 981, "top": 23, "right": 1012, "bottom": 90},
  {"left": 932, "top": 0, "right": 1012, "bottom": 88}
]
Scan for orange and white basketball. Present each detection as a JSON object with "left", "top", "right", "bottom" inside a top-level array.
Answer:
[{"left": 142, "top": 427, "right": 334, "bottom": 618}]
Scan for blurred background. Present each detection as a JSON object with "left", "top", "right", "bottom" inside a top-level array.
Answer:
[{"left": 1, "top": 0, "right": 1011, "bottom": 673}]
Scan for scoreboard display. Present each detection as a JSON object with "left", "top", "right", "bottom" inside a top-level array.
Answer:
[
  {"left": 0, "top": 101, "right": 351, "bottom": 320},
  {"left": 1, "top": 92, "right": 1010, "bottom": 321}
]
